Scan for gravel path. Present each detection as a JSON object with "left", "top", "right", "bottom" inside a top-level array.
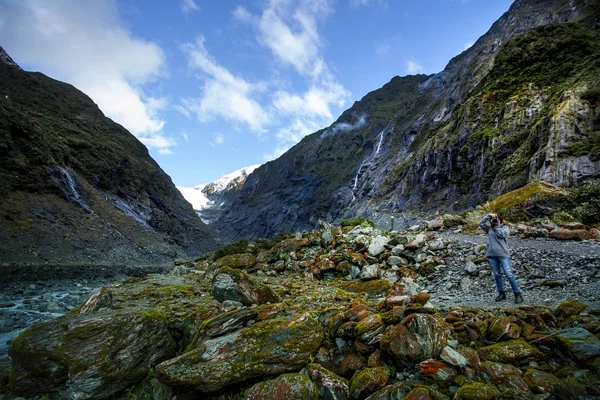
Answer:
[{"left": 427, "top": 232, "right": 600, "bottom": 310}]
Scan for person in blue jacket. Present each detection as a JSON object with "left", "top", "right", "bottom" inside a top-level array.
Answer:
[{"left": 479, "top": 213, "right": 523, "bottom": 304}]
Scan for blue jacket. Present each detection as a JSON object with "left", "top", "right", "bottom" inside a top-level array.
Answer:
[{"left": 479, "top": 214, "right": 510, "bottom": 258}]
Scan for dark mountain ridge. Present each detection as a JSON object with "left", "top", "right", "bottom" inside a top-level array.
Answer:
[
  {"left": 213, "top": 0, "right": 600, "bottom": 241},
  {"left": 0, "top": 48, "right": 216, "bottom": 266}
]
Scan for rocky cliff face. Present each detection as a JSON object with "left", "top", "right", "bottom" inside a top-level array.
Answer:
[
  {"left": 214, "top": 0, "right": 600, "bottom": 241},
  {"left": 0, "top": 48, "right": 216, "bottom": 266}
]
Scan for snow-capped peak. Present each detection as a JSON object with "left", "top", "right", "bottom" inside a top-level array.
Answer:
[{"left": 177, "top": 165, "right": 260, "bottom": 219}]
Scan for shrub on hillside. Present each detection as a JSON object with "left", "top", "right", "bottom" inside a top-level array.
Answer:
[
  {"left": 340, "top": 217, "right": 376, "bottom": 228},
  {"left": 566, "top": 181, "right": 600, "bottom": 225},
  {"left": 214, "top": 239, "right": 249, "bottom": 260}
]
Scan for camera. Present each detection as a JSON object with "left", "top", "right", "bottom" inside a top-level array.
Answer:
[{"left": 491, "top": 218, "right": 499, "bottom": 225}]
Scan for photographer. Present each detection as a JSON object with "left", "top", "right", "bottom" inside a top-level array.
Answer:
[{"left": 479, "top": 213, "right": 524, "bottom": 304}]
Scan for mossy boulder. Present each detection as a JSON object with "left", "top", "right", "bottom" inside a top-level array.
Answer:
[
  {"left": 245, "top": 373, "right": 318, "bottom": 400},
  {"left": 443, "top": 213, "right": 466, "bottom": 228},
  {"left": 380, "top": 313, "right": 449, "bottom": 363},
  {"left": 76, "top": 286, "right": 113, "bottom": 314},
  {"left": 200, "top": 307, "right": 259, "bottom": 338},
  {"left": 338, "top": 279, "right": 392, "bottom": 297},
  {"left": 523, "top": 369, "right": 559, "bottom": 394},
  {"left": 402, "top": 387, "right": 432, "bottom": 400},
  {"left": 454, "top": 382, "right": 500, "bottom": 400},
  {"left": 214, "top": 253, "right": 257, "bottom": 269},
  {"left": 305, "top": 363, "right": 349, "bottom": 400},
  {"left": 486, "top": 316, "right": 519, "bottom": 342},
  {"left": 554, "top": 299, "right": 587, "bottom": 319},
  {"left": 349, "top": 367, "right": 390, "bottom": 400},
  {"left": 156, "top": 312, "right": 324, "bottom": 392},
  {"left": 417, "top": 359, "right": 457, "bottom": 381},
  {"left": 480, "top": 361, "right": 528, "bottom": 392},
  {"left": 211, "top": 267, "right": 280, "bottom": 306},
  {"left": 363, "top": 382, "right": 412, "bottom": 400},
  {"left": 556, "top": 328, "right": 600, "bottom": 368},
  {"left": 478, "top": 339, "right": 541, "bottom": 364},
  {"left": 355, "top": 314, "right": 385, "bottom": 346},
  {"left": 9, "top": 308, "right": 175, "bottom": 399}
]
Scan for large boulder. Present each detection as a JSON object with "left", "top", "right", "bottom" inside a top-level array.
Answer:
[
  {"left": 245, "top": 373, "right": 318, "bottom": 400},
  {"left": 9, "top": 308, "right": 175, "bottom": 399},
  {"left": 368, "top": 236, "right": 389, "bottom": 256},
  {"left": 364, "top": 382, "right": 412, "bottom": 400},
  {"left": 478, "top": 339, "right": 541, "bottom": 364},
  {"left": 554, "top": 299, "right": 587, "bottom": 319},
  {"left": 380, "top": 313, "right": 449, "bottom": 363},
  {"left": 156, "top": 312, "right": 324, "bottom": 392},
  {"left": 556, "top": 328, "right": 600, "bottom": 368},
  {"left": 214, "top": 253, "right": 257, "bottom": 269},
  {"left": 211, "top": 267, "right": 280, "bottom": 306},
  {"left": 305, "top": 363, "right": 349, "bottom": 400}
]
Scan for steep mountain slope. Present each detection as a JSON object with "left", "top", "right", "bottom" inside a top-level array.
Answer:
[
  {"left": 0, "top": 48, "right": 216, "bottom": 266},
  {"left": 214, "top": 0, "right": 600, "bottom": 241},
  {"left": 177, "top": 165, "right": 260, "bottom": 224}
]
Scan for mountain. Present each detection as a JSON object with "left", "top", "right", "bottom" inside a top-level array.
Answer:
[
  {"left": 0, "top": 47, "right": 216, "bottom": 266},
  {"left": 177, "top": 165, "right": 260, "bottom": 224},
  {"left": 213, "top": 0, "right": 600, "bottom": 241}
]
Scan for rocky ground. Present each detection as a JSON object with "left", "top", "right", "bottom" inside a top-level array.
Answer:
[{"left": 1, "top": 221, "right": 599, "bottom": 400}]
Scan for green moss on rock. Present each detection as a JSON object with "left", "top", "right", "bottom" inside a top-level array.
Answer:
[{"left": 455, "top": 382, "right": 500, "bottom": 400}]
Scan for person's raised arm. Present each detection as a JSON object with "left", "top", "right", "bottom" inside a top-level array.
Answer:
[{"left": 479, "top": 214, "right": 491, "bottom": 233}]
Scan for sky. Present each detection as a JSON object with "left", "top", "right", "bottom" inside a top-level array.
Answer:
[{"left": 0, "top": 0, "right": 514, "bottom": 186}]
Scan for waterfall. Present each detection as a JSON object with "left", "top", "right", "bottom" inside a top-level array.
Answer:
[
  {"left": 374, "top": 130, "right": 384, "bottom": 156},
  {"left": 54, "top": 167, "right": 94, "bottom": 213}
]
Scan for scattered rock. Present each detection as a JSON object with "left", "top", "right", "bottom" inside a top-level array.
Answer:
[
  {"left": 349, "top": 367, "right": 390, "bottom": 400},
  {"left": 556, "top": 328, "right": 600, "bottom": 368},
  {"left": 479, "top": 339, "right": 541, "bottom": 364},
  {"left": 554, "top": 299, "right": 587, "bottom": 319},
  {"left": 368, "top": 236, "right": 390, "bottom": 257},
  {"left": 304, "top": 363, "right": 349, "bottom": 400},
  {"left": 214, "top": 253, "right": 257, "bottom": 269}
]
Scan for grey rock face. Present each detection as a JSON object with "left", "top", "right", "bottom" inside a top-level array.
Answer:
[
  {"left": 211, "top": 267, "right": 280, "bottom": 306},
  {"left": 9, "top": 309, "right": 175, "bottom": 399}
]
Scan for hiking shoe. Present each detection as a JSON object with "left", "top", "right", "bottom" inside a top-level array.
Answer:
[
  {"left": 514, "top": 292, "right": 524, "bottom": 304},
  {"left": 494, "top": 291, "right": 506, "bottom": 301}
]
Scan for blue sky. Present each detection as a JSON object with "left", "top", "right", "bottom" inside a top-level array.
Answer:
[{"left": 0, "top": 0, "right": 513, "bottom": 186}]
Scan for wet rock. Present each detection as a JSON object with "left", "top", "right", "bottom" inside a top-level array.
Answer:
[
  {"left": 480, "top": 361, "right": 528, "bottom": 392},
  {"left": 201, "top": 307, "right": 258, "bottom": 338},
  {"left": 214, "top": 253, "right": 257, "bottom": 269},
  {"left": 305, "top": 363, "right": 349, "bottom": 400},
  {"left": 211, "top": 267, "right": 280, "bottom": 306},
  {"left": 486, "top": 316, "right": 517, "bottom": 342},
  {"left": 77, "top": 287, "right": 113, "bottom": 314},
  {"left": 156, "top": 312, "right": 324, "bottom": 392},
  {"left": 355, "top": 314, "right": 384, "bottom": 346},
  {"left": 478, "top": 339, "right": 541, "bottom": 364},
  {"left": 381, "top": 313, "right": 449, "bottom": 363},
  {"left": 417, "top": 359, "right": 456, "bottom": 381},
  {"left": 349, "top": 367, "right": 390, "bottom": 400},
  {"left": 222, "top": 300, "right": 244, "bottom": 312},
  {"left": 554, "top": 299, "right": 587, "bottom": 319},
  {"left": 9, "top": 308, "right": 175, "bottom": 399},
  {"left": 427, "top": 217, "right": 444, "bottom": 231},
  {"left": 245, "top": 373, "right": 318, "bottom": 400},
  {"left": 454, "top": 382, "right": 500, "bottom": 400},
  {"left": 402, "top": 387, "right": 432, "bottom": 400},
  {"left": 556, "top": 328, "right": 600, "bottom": 368},
  {"left": 523, "top": 369, "right": 559, "bottom": 394},
  {"left": 364, "top": 382, "right": 412, "bottom": 400},
  {"left": 465, "top": 261, "right": 479, "bottom": 276},
  {"left": 441, "top": 345, "right": 468, "bottom": 368},
  {"left": 359, "top": 264, "right": 380, "bottom": 281},
  {"left": 368, "top": 236, "right": 389, "bottom": 257}
]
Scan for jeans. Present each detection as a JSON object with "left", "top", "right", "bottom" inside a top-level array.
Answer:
[{"left": 488, "top": 257, "right": 521, "bottom": 293}]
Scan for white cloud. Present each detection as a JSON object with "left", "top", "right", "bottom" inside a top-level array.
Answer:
[
  {"left": 181, "top": 132, "right": 189, "bottom": 142},
  {"left": 181, "top": 0, "right": 199, "bottom": 14},
  {"left": 214, "top": 133, "right": 225, "bottom": 144},
  {"left": 375, "top": 42, "right": 391, "bottom": 58},
  {"left": 406, "top": 60, "right": 425, "bottom": 75},
  {"left": 180, "top": 37, "right": 271, "bottom": 133},
  {"left": 0, "top": 0, "right": 175, "bottom": 154},
  {"left": 350, "top": 0, "right": 389, "bottom": 8},
  {"left": 234, "top": 0, "right": 351, "bottom": 159}
]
